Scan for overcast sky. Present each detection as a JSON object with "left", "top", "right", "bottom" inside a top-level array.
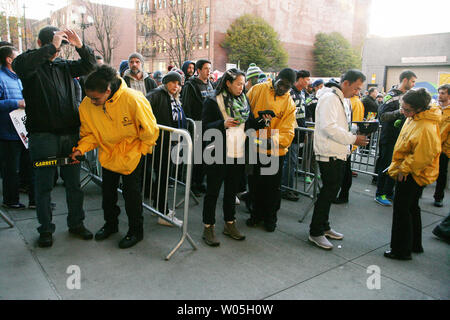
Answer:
[{"left": 22, "top": 0, "right": 450, "bottom": 37}]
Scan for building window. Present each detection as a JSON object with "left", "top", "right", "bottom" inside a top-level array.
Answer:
[
  {"left": 158, "top": 40, "right": 162, "bottom": 53},
  {"left": 192, "top": 10, "right": 197, "bottom": 25},
  {"left": 192, "top": 36, "right": 196, "bottom": 50},
  {"left": 154, "top": 0, "right": 158, "bottom": 10},
  {"left": 205, "top": 7, "right": 210, "bottom": 23},
  {"left": 198, "top": 34, "right": 203, "bottom": 50},
  {"left": 199, "top": 8, "right": 204, "bottom": 24},
  {"left": 205, "top": 32, "right": 209, "bottom": 49},
  {"left": 159, "top": 0, "right": 162, "bottom": 9},
  {"left": 163, "top": 40, "right": 167, "bottom": 53}
]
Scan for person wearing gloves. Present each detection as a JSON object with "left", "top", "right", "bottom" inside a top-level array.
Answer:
[
  {"left": 309, "top": 70, "right": 368, "bottom": 250},
  {"left": 70, "top": 65, "right": 159, "bottom": 249},
  {"left": 385, "top": 88, "right": 441, "bottom": 260},
  {"left": 245, "top": 68, "right": 297, "bottom": 232},
  {"left": 201, "top": 68, "right": 266, "bottom": 246}
]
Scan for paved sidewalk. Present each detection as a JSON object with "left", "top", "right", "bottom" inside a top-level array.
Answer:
[{"left": 1, "top": 173, "right": 449, "bottom": 300}]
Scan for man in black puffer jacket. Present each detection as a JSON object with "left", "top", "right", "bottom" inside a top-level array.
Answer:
[{"left": 12, "top": 26, "right": 96, "bottom": 248}]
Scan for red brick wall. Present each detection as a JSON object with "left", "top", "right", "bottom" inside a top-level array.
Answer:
[{"left": 210, "top": 0, "right": 371, "bottom": 73}]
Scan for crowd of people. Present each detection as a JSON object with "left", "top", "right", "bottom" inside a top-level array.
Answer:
[{"left": 1, "top": 26, "right": 449, "bottom": 259}]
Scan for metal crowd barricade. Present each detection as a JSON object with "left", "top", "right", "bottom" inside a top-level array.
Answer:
[
  {"left": 350, "top": 125, "right": 382, "bottom": 177},
  {"left": 80, "top": 124, "right": 197, "bottom": 261},
  {"left": 281, "top": 126, "right": 320, "bottom": 222},
  {"left": 173, "top": 118, "right": 200, "bottom": 208},
  {"left": 0, "top": 208, "right": 14, "bottom": 228}
]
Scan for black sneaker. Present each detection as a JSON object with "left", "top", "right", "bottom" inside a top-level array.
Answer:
[
  {"left": 118, "top": 234, "right": 143, "bottom": 249},
  {"left": 434, "top": 200, "right": 443, "bottom": 207},
  {"left": 2, "top": 203, "right": 26, "bottom": 210},
  {"left": 281, "top": 191, "right": 299, "bottom": 202},
  {"left": 69, "top": 225, "right": 94, "bottom": 240},
  {"left": 332, "top": 197, "right": 349, "bottom": 204},
  {"left": 38, "top": 232, "right": 53, "bottom": 248},
  {"left": 95, "top": 226, "right": 118, "bottom": 240},
  {"left": 264, "top": 223, "right": 276, "bottom": 232}
]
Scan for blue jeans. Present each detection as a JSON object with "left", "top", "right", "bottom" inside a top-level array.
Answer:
[
  {"left": 29, "top": 132, "right": 85, "bottom": 234},
  {"left": 281, "top": 142, "right": 299, "bottom": 189}
]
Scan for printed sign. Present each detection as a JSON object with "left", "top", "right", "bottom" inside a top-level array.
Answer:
[{"left": 9, "top": 108, "right": 28, "bottom": 149}]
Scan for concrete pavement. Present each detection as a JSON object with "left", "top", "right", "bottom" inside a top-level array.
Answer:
[{"left": 1, "top": 172, "right": 449, "bottom": 300}]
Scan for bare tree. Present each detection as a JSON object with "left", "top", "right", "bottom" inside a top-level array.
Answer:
[
  {"left": 139, "top": 0, "right": 201, "bottom": 68},
  {"left": 81, "top": 0, "right": 119, "bottom": 64}
]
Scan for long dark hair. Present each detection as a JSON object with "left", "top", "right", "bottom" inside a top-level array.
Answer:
[
  {"left": 403, "top": 88, "right": 431, "bottom": 112},
  {"left": 215, "top": 68, "right": 246, "bottom": 97},
  {"left": 85, "top": 64, "right": 121, "bottom": 93}
]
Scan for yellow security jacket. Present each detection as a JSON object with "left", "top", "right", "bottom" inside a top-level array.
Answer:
[
  {"left": 439, "top": 105, "right": 450, "bottom": 157},
  {"left": 76, "top": 79, "right": 159, "bottom": 175},
  {"left": 246, "top": 80, "right": 296, "bottom": 156},
  {"left": 388, "top": 106, "right": 441, "bottom": 186},
  {"left": 350, "top": 96, "right": 365, "bottom": 152}
]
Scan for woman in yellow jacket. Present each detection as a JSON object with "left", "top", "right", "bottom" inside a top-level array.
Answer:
[
  {"left": 385, "top": 88, "right": 441, "bottom": 260},
  {"left": 70, "top": 65, "right": 159, "bottom": 249}
]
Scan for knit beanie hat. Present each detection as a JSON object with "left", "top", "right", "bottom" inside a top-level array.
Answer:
[
  {"left": 312, "top": 79, "right": 324, "bottom": 87},
  {"left": 153, "top": 70, "right": 163, "bottom": 82},
  {"left": 119, "top": 60, "right": 129, "bottom": 76},
  {"left": 276, "top": 68, "right": 296, "bottom": 85},
  {"left": 128, "top": 52, "right": 145, "bottom": 63},
  {"left": 162, "top": 71, "right": 182, "bottom": 84},
  {"left": 246, "top": 63, "right": 262, "bottom": 80}
]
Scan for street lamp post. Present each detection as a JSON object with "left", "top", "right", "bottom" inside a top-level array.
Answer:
[{"left": 78, "top": 6, "right": 93, "bottom": 43}]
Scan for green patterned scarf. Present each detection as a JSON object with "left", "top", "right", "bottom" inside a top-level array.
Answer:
[{"left": 222, "top": 91, "right": 250, "bottom": 124}]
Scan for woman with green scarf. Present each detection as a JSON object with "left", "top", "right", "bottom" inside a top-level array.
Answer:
[{"left": 201, "top": 68, "right": 266, "bottom": 247}]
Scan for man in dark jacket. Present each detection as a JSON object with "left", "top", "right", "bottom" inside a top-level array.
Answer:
[
  {"left": 181, "top": 60, "right": 195, "bottom": 83},
  {"left": 0, "top": 46, "right": 35, "bottom": 209},
  {"left": 181, "top": 59, "right": 215, "bottom": 195},
  {"left": 362, "top": 87, "right": 379, "bottom": 120},
  {"left": 123, "top": 52, "right": 156, "bottom": 95},
  {"left": 12, "top": 26, "right": 96, "bottom": 248},
  {"left": 374, "top": 70, "right": 417, "bottom": 206}
]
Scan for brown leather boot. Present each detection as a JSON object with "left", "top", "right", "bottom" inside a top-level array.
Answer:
[
  {"left": 202, "top": 225, "right": 220, "bottom": 247},
  {"left": 223, "top": 221, "right": 246, "bottom": 240}
]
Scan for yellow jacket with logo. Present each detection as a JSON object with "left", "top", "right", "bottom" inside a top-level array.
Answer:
[
  {"left": 350, "top": 96, "right": 365, "bottom": 152},
  {"left": 246, "top": 80, "right": 296, "bottom": 156},
  {"left": 388, "top": 106, "right": 441, "bottom": 186},
  {"left": 439, "top": 105, "right": 450, "bottom": 157},
  {"left": 76, "top": 79, "right": 159, "bottom": 175}
]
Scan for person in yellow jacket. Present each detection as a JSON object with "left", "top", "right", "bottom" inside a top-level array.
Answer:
[
  {"left": 334, "top": 94, "right": 365, "bottom": 204},
  {"left": 70, "top": 65, "right": 159, "bottom": 249},
  {"left": 384, "top": 88, "right": 441, "bottom": 260},
  {"left": 245, "top": 68, "right": 297, "bottom": 232},
  {"left": 433, "top": 84, "right": 450, "bottom": 207}
]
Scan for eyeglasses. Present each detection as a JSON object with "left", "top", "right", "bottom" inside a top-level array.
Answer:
[{"left": 400, "top": 106, "right": 415, "bottom": 114}]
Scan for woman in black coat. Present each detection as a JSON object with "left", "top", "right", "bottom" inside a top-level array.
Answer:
[{"left": 201, "top": 68, "right": 265, "bottom": 247}]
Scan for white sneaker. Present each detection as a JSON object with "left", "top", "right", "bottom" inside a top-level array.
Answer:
[
  {"left": 235, "top": 196, "right": 240, "bottom": 205},
  {"left": 324, "top": 229, "right": 344, "bottom": 240},
  {"left": 158, "top": 210, "right": 183, "bottom": 227},
  {"left": 308, "top": 235, "right": 333, "bottom": 250}
]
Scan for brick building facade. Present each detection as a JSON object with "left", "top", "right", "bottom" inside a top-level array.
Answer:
[
  {"left": 33, "top": 0, "right": 136, "bottom": 69},
  {"left": 136, "top": 0, "right": 371, "bottom": 74}
]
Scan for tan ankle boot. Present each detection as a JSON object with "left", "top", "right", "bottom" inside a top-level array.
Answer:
[
  {"left": 202, "top": 225, "right": 220, "bottom": 247},
  {"left": 223, "top": 221, "right": 245, "bottom": 240}
]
